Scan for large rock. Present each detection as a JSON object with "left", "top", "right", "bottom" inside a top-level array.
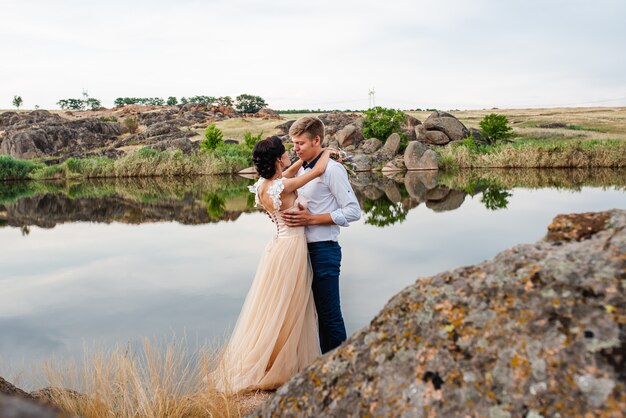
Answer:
[
  {"left": 424, "top": 130, "right": 450, "bottom": 145},
  {"left": 335, "top": 124, "right": 364, "bottom": 148},
  {"left": 275, "top": 120, "right": 295, "bottom": 136},
  {"left": 404, "top": 141, "right": 438, "bottom": 171},
  {"left": 253, "top": 210, "right": 626, "bottom": 417},
  {"left": 405, "top": 114, "right": 422, "bottom": 129},
  {"left": 0, "top": 376, "right": 31, "bottom": 398},
  {"left": 0, "top": 393, "right": 66, "bottom": 418},
  {"left": 423, "top": 111, "right": 470, "bottom": 142},
  {"left": 381, "top": 133, "right": 401, "bottom": 155},
  {"left": 359, "top": 138, "right": 383, "bottom": 154},
  {"left": 351, "top": 154, "right": 374, "bottom": 171}
]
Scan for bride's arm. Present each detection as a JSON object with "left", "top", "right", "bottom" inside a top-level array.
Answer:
[
  {"left": 281, "top": 150, "right": 330, "bottom": 194},
  {"left": 282, "top": 158, "right": 303, "bottom": 179}
]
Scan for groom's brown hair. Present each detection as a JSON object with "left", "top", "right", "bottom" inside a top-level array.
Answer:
[{"left": 289, "top": 116, "right": 325, "bottom": 142}]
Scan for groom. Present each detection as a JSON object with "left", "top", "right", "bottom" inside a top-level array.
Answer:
[{"left": 282, "top": 116, "right": 361, "bottom": 354}]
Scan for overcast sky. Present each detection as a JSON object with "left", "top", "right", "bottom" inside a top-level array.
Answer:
[{"left": 1, "top": 0, "right": 625, "bottom": 110}]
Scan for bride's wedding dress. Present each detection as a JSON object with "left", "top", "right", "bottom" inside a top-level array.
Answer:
[{"left": 215, "top": 177, "right": 320, "bottom": 392}]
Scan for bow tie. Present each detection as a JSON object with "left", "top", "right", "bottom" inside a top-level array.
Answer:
[{"left": 302, "top": 152, "right": 323, "bottom": 170}]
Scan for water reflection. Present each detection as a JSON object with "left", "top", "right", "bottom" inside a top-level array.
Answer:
[{"left": 2, "top": 168, "right": 624, "bottom": 230}]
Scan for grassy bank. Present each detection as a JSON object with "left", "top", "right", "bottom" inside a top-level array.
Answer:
[
  {"left": 435, "top": 138, "right": 626, "bottom": 170},
  {"left": 0, "top": 147, "right": 251, "bottom": 182}
]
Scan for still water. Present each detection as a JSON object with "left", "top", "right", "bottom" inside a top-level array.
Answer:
[{"left": 1, "top": 169, "right": 625, "bottom": 385}]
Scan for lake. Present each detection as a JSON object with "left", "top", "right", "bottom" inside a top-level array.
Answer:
[{"left": 1, "top": 168, "right": 625, "bottom": 387}]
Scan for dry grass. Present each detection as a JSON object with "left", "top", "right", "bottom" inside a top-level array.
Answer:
[
  {"left": 211, "top": 118, "right": 283, "bottom": 142},
  {"left": 38, "top": 339, "right": 270, "bottom": 418},
  {"left": 407, "top": 106, "right": 626, "bottom": 141},
  {"left": 436, "top": 139, "right": 626, "bottom": 170}
]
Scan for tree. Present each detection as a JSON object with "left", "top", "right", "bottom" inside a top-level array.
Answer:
[
  {"left": 85, "top": 98, "right": 102, "bottom": 111},
  {"left": 167, "top": 96, "right": 178, "bottom": 106},
  {"left": 180, "top": 97, "right": 188, "bottom": 105},
  {"left": 235, "top": 94, "right": 267, "bottom": 114},
  {"left": 189, "top": 95, "right": 216, "bottom": 105},
  {"left": 243, "top": 131, "right": 263, "bottom": 149},
  {"left": 216, "top": 96, "right": 233, "bottom": 107},
  {"left": 200, "top": 124, "right": 224, "bottom": 151},
  {"left": 57, "top": 98, "right": 86, "bottom": 110},
  {"left": 12, "top": 95, "right": 23, "bottom": 110},
  {"left": 479, "top": 113, "right": 513, "bottom": 143}
]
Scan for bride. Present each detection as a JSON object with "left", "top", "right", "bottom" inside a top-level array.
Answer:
[{"left": 214, "top": 135, "right": 332, "bottom": 393}]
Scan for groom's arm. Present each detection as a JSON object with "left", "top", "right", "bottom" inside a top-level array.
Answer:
[
  {"left": 282, "top": 164, "right": 361, "bottom": 227},
  {"left": 326, "top": 164, "right": 361, "bottom": 226}
]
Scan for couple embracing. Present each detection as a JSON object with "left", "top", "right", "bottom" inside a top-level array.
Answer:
[{"left": 216, "top": 116, "right": 361, "bottom": 392}]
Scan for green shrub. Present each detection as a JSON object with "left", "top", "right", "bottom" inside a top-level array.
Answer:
[
  {"left": 243, "top": 131, "right": 263, "bottom": 149},
  {"left": 201, "top": 124, "right": 224, "bottom": 151},
  {"left": 479, "top": 113, "right": 513, "bottom": 143},
  {"left": 362, "top": 107, "right": 406, "bottom": 142},
  {"left": 123, "top": 116, "right": 140, "bottom": 134},
  {"left": 30, "top": 164, "right": 66, "bottom": 180},
  {"left": 135, "top": 147, "right": 163, "bottom": 158},
  {"left": 0, "top": 156, "right": 41, "bottom": 180},
  {"left": 65, "top": 157, "right": 114, "bottom": 177},
  {"left": 166, "top": 96, "right": 178, "bottom": 106},
  {"left": 100, "top": 116, "right": 118, "bottom": 122}
]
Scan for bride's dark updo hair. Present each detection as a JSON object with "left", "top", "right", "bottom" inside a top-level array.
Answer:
[{"left": 252, "top": 136, "right": 286, "bottom": 179}]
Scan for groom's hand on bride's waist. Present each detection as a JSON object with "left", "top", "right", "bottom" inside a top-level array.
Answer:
[{"left": 283, "top": 203, "right": 334, "bottom": 227}]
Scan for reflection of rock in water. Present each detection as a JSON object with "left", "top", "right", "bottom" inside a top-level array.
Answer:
[
  {"left": 253, "top": 210, "right": 626, "bottom": 417},
  {"left": 425, "top": 190, "right": 466, "bottom": 212},
  {"left": 2, "top": 193, "right": 231, "bottom": 228},
  {"left": 351, "top": 172, "right": 468, "bottom": 221}
]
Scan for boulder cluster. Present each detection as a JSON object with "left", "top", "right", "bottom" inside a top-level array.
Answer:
[{"left": 275, "top": 111, "right": 471, "bottom": 173}]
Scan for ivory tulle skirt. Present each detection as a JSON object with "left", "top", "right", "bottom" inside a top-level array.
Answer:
[{"left": 213, "top": 233, "right": 320, "bottom": 392}]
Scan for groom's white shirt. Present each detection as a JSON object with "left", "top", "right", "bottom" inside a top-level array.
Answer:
[{"left": 297, "top": 159, "right": 361, "bottom": 243}]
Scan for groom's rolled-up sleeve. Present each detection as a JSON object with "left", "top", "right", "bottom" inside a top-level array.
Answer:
[{"left": 327, "top": 164, "right": 361, "bottom": 227}]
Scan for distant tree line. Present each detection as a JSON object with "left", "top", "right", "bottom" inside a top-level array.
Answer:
[
  {"left": 57, "top": 91, "right": 102, "bottom": 111},
  {"left": 112, "top": 94, "right": 267, "bottom": 114}
]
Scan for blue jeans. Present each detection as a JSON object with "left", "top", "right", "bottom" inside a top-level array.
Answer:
[{"left": 307, "top": 241, "right": 346, "bottom": 354}]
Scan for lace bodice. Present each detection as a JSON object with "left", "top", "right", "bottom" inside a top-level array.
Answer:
[{"left": 248, "top": 177, "right": 307, "bottom": 238}]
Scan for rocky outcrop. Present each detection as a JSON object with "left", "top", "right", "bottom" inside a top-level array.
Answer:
[
  {"left": 254, "top": 108, "right": 282, "bottom": 120},
  {"left": 113, "top": 121, "right": 198, "bottom": 153},
  {"left": 253, "top": 209, "right": 626, "bottom": 417},
  {"left": 275, "top": 120, "right": 295, "bottom": 136},
  {"left": 317, "top": 112, "right": 363, "bottom": 146},
  {"left": 0, "top": 111, "right": 122, "bottom": 159}
]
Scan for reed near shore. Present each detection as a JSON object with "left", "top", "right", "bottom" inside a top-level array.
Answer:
[
  {"left": 435, "top": 138, "right": 626, "bottom": 171},
  {"left": 33, "top": 339, "right": 269, "bottom": 418}
]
